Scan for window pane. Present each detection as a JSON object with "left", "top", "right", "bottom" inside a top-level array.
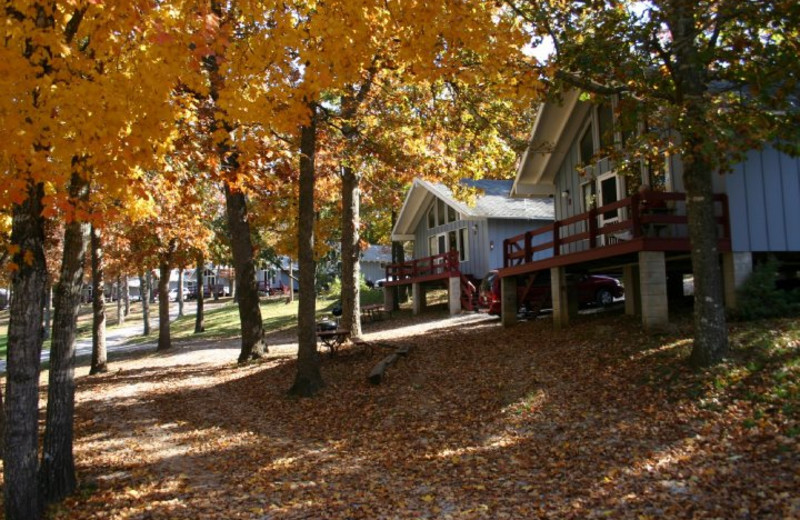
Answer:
[
  {"left": 429, "top": 236, "right": 437, "bottom": 255},
  {"left": 598, "top": 103, "right": 614, "bottom": 149},
  {"left": 447, "top": 204, "right": 457, "bottom": 223},
  {"left": 580, "top": 124, "right": 594, "bottom": 164},
  {"left": 582, "top": 182, "right": 596, "bottom": 211},
  {"left": 600, "top": 176, "right": 619, "bottom": 220},
  {"left": 428, "top": 207, "right": 435, "bottom": 229},
  {"left": 459, "top": 228, "right": 469, "bottom": 261},
  {"left": 437, "top": 199, "right": 445, "bottom": 226}
]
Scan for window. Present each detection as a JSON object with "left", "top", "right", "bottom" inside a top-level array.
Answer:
[
  {"left": 598, "top": 173, "right": 620, "bottom": 221},
  {"left": 581, "top": 181, "right": 596, "bottom": 211},
  {"left": 427, "top": 207, "right": 435, "bottom": 229},
  {"left": 579, "top": 123, "right": 594, "bottom": 165},
  {"left": 448, "top": 230, "right": 458, "bottom": 252},
  {"left": 430, "top": 228, "right": 469, "bottom": 262},
  {"left": 459, "top": 228, "right": 469, "bottom": 261},
  {"left": 447, "top": 204, "right": 457, "bottom": 223},
  {"left": 437, "top": 199, "right": 446, "bottom": 226},
  {"left": 598, "top": 103, "right": 614, "bottom": 149}
]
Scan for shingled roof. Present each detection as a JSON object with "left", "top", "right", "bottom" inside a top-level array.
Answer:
[
  {"left": 426, "top": 179, "right": 554, "bottom": 220},
  {"left": 392, "top": 178, "right": 554, "bottom": 240}
]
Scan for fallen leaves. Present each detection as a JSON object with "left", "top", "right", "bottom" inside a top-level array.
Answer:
[{"left": 10, "top": 311, "right": 799, "bottom": 519}]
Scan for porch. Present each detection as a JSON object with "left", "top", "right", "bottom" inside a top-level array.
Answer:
[
  {"left": 498, "top": 191, "right": 738, "bottom": 330},
  {"left": 383, "top": 251, "right": 479, "bottom": 315}
]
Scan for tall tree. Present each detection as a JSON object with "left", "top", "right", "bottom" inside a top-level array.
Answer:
[
  {"left": 157, "top": 247, "right": 174, "bottom": 352},
  {"left": 506, "top": 0, "right": 800, "bottom": 366},
  {"left": 40, "top": 172, "right": 91, "bottom": 504},
  {"left": 194, "top": 252, "right": 205, "bottom": 333},
  {"left": 200, "top": 1, "right": 267, "bottom": 363},
  {"left": 0, "top": 3, "right": 196, "bottom": 513},
  {"left": 141, "top": 272, "right": 151, "bottom": 336},
  {"left": 177, "top": 268, "right": 185, "bottom": 317},
  {"left": 116, "top": 275, "right": 124, "bottom": 326},
  {"left": 90, "top": 224, "right": 107, "bottom": 375},
  {"left": 3, "top": 182, "right": 47, "bottom": 519},
  {"left": 290, "top": 110, "right": 324, "bottom": 396}
]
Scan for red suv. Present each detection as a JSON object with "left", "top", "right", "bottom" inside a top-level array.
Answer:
[{"left": 479, "top": 270, "right": 623, "bottom": 316}]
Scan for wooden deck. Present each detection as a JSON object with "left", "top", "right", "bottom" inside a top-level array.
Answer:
[
  {"left": 500, "top": 192, "right": 731, "bottom": 278},
  {"left": 383, "top": 250, "right": 460, "bottom": 287}
]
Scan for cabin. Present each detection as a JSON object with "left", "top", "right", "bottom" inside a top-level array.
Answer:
[
  {"left": 385, "top": 178, "right": 554, "bottom": 315},
  {"left": 361, "top": 244, "right": 392, "bottom": 285},
  {"left": 504, "top": 89, "right": 800, "bottom": 329}
]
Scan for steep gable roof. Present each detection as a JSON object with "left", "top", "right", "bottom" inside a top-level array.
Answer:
[
  {"left": 392, "top": 178, "right": 554, "bottom": 240},
  {"left": 511, "top": 89, "right": 587, "bottom": 197}
]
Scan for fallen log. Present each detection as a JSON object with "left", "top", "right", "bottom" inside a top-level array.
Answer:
[{"left": 368, "top": 353, "right": 400, "bottom": 385}]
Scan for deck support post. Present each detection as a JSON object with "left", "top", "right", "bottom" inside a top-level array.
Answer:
[
  {"left": 500, "top": 276, "right": 517, "bottom": 327},
  {"left": 722, "top": 252, "right": 752, "bottom": 311},
  {"left": 412, "top": 282, "right": 423, "bottom": 315},
  {"left": 383, "top": 286, "right": 396, "bottom": 312},
  {"left": 638, "top": 251, "right": 668, "bottom": 330},
  {"left": 551, "top": 266, "right": 569, "bottom": 330},
  {"left": 623, "top": 264, "right": 640, "bottom": 316},
  {"left": 448, "top": 276, "right": 461, "bottom": 316}
]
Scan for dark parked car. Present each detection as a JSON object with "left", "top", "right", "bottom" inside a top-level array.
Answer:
[
  {"left": 479, "top": 270, "right": 623, "bottom": 316},
  {"left": 186, "top": 287, "right": 212, "bottom": 300}
]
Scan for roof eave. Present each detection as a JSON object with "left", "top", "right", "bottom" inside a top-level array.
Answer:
[{"left": 512, "top": 90, "right": 581, "bottom": 197}]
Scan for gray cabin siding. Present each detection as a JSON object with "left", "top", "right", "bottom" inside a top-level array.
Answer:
[
  {"left": 489, "top": 218, "right": 553, "bottom": 269},
  {"left": 410, "top": 197, "right": 552, "bottom": 278},
  {"left": 726, "top": 146, "right": 800, "bottom": 252},
  {"left": 412, "top": 213, "right": 484, "bottom": 277},
  {"left": 361, "top": 262, "right": 386, "bottom": 283},
  {"left": 552, "top": 107, "right": 615, "bottom": 254}
]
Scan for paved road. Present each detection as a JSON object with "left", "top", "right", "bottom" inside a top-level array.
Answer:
[{"left": 1, "top": 300, "right": 203, "bottom": 374}]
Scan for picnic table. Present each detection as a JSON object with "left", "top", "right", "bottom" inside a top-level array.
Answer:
[{"left": 361, "top": 303, "right": 390, "bottom": 322}]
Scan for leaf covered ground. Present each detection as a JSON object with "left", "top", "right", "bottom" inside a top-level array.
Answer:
[{"left": 10, "top": 309, "right": 800, "bottom": 519}]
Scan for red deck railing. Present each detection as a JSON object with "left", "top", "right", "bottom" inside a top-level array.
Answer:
[
  {"left": 503, "top": 192, "right": 730, "bottom": 268},
  {"left": 384, "top": 250, "right": 461, "bottom": 286}
]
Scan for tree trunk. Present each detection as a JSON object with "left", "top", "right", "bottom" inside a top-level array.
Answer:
[
  {"left": 340, "top": 166, "right": 362, "bottom": 338},
  {"left": 123, "top": 276, "right": 130, "bottom": 317},
  {"left": 391, "top": 211, "right": 409, "bottom": 303},
  {"left": 0, "top": 385, "right": 4, "bottom": 460},
  {"left": 288, "top": 259, "right": 295, "bottom": 303},
  {"left": 684, "top": 151, "right": 729, "bottom": 366},
  {"left": 90, "top": 225, "right": 107, "bottom": 375},
  {"left": 195, "top": 254, "right": 205, "bottom": 333},
  {"left": 141, "top": 272, "right": 151, "bottom": 336},
  {"left": 4, "top": 182, "right": 47, "bottom": 520},
  {"left": 224, "top": 183, "right": 267, "bottom": 363},
  {"left": 666, "top": 6, "right": 729, "bottom": 366},
  {"left": 116, "top": 275, "right": 123, "bottom": 326},
  {"left": 289, "top": 111, "right": 324, "bottom": 396},
  {"left": 177, "top": 268, "right": 185, "bottom": 317},
  {"left": 40, "top": 172, "right": 90, "bottom": 504},
  {"left": 157, "top": 261, "right": 171, "bottom": 351},
  {"left": 43, "top": 280, "right": 52, "bottom": 341}
]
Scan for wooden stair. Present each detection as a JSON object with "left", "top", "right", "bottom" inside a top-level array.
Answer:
[
  {"left": 460, "top": 274, "right": 479, "bottom": 311},
  {"left": 518, "top": 272, "right": 547, "bottom": 317}
]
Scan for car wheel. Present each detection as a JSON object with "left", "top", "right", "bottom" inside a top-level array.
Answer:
[{"left": 596, "top": 289, "right": 614, "bottom": 306}]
